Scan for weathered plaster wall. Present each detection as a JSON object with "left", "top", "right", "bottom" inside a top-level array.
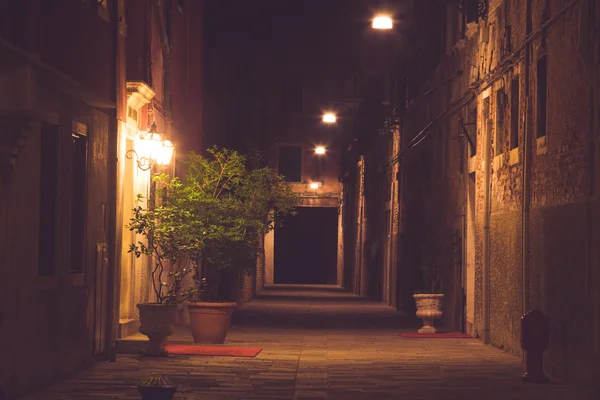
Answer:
[{"left": 401, "top": 0, "right": 600, "bottom": 390}]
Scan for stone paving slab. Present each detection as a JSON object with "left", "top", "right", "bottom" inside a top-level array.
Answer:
[{"left": 23, "top": 285, "right": 598, "bottom": 400}]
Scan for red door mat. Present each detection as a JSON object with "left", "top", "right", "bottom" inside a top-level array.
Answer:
[
  {"left": 164, "top": 344, "right": 263, "bottom": 357},
  {"left": 399, "top": 332, "right": 473, "bottom": 338}
]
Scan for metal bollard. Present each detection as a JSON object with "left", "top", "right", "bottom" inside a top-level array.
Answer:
[{"left": 520, "top": 310, "right": 550, "bottom": 383}]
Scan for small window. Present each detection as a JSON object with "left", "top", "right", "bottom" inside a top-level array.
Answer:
[
  {"left": 536, "top": 55, "right": 548, "bottom": 139},
  {"left": 510, "top": 77, "right": 520, "bottom": 149},
  {"left": 495, "top": 88, "right": 506, "bottom": 155},
  {"left": 469, "top": 106, "right": 477, "bottom": 156},
  {"left": 278, "top": 146, "right": 302, "bottom": 182},
  {"left": 38, "top": 124, "right": 59, "bottom": 276},
  {"left": 70, "top": 132, "right": 88, "bottom": 273},
  {"left": 127, "top": 106, "right": 138, "bottom": 122}
]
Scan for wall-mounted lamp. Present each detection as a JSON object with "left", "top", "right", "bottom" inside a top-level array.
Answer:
[
  {"left": 126, "top": 122, "right": 174, "bottom": 171},
  {"left": 309, "top": 182, "right": 323, "bottom": 190},
  {"left": 315, "top": 146, "right": 326, "bottom": 155},
  {"left": 322, "top": 112, "right": 337, "bottom": 124}
]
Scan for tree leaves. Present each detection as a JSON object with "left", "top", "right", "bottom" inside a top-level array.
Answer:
[{"left": 128, "top": 147, "right": 299, "bottom": 303}]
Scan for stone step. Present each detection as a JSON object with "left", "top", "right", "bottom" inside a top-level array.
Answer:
[{"left": 115, "top": 332, "right": 148, "bottom": 354}]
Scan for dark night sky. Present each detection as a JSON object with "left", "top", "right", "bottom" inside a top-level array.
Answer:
[
  {"left": 204, "top": 0, "right": 414, "bottom": 54},
  {"left": 201, "top": 0, "right": 440, "bottom": 150}
]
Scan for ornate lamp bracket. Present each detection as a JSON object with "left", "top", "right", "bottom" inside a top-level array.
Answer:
[
  {"left": 448, "top": 0, "right": 489, "bottom": 22},
  {"left": 125, "top": 149, "right": 153, "bottom": 171}
]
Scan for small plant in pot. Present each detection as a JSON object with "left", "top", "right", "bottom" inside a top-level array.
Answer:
[
  {"left": 138, "top": 374, "right": 177, "bottom": 400},
  {"left": 413, "top": 231, "right": 461, "bottom": 334},
  {"left": 150, "top": 148, "right": 298, "bottom": 344},
  {"left": 413, "top": 236, "right": 445, "bottom": 334},
  {"left": 128, "top": 192, "right": 198, "bottom": 357}
]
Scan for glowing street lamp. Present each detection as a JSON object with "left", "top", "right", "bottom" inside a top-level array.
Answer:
[
  {"left": 309, "top": 182, "right": 322, "bottom": 190},
  {"left": 315, "top": 146, "right": 326, "bottom": 155},
  {"left": 127, "top": 122, "right": 174, "bottom": 171},
  {"left": 372, "top": 15, "right": 393, "bottom": 30},
  {"left": 322, "top": 112, "right": 337, "bottom": 124}
]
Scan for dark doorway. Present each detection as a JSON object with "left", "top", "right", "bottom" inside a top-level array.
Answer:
[{"left": 275, "top": 207, "right": 338, "bottom": 284}]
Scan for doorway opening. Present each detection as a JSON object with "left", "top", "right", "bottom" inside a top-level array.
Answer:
[{"left": 274, "top": 206, "right": 338, "bottom": 284}]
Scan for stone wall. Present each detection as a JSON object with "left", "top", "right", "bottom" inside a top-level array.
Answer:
[{"left": 400, "top": 0, "right": 600, "bottom": 389}]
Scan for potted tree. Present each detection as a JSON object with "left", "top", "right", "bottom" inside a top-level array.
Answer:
[
  {"left": 147, "top": 148, "right": 298, "bottom": 344},
  {"left": 413, "top": 231, "right": 461, "bottom": 334},
  {"left": 128, "top": 193, "right": 198, "bottom": 356},
  {"left": 413, "top": 239, "right": 444, "bottom": 334}
]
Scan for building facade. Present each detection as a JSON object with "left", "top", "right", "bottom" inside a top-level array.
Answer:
[
  {"left": 0, "top": 0, "right": 123, "bottom": 397},
  {"left": 347, "top": 0, "right": 599, "bottom": 390},
  {"left": 115, "top": 0, "right": 204, "bottom": 340},
  {"left": 0, "top": 0, "right": 203, "bottom": 397}
]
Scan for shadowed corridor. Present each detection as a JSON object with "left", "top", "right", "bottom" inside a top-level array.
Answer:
[{"left": 274, "top": 207, "right": 338, "bottom": 285}]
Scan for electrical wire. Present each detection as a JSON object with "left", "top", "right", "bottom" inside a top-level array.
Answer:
[{"left": 388, "top": 0, "right": 581, "bottom": 167}]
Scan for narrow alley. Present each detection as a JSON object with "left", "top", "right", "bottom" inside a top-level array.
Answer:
[{"left": 25, "top": 285, "right": 594, "bottom": 400}]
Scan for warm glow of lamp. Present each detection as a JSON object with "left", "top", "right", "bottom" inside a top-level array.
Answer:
[
  {"left": 322, "top": 112, "right": 337, "bottom": 123},
  {"left": 131, "top": 121, "right": 174, "bottom": 170},
  {"left": 137, "top": 122, "right": 163, "bottom": 161},
  {"left": 372, "top": 15, "right": 393, "bottom": 30},
  {"left": 156, "top": 139, "right": 174, "bottom": 166},
  {"left": 310, "top": 182, "right": 322, "bottom": 190},
  {"left": 315, "top": 146, "right": 326, "bottom": 155}
]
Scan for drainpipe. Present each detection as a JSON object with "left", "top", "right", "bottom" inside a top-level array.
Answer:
[
  {"left": 482, "top": 109, "right": 492, "bottom": 345},
  {"left": 107, "top": 0, "right": 123, "bottom": 354},
  {"left": 522, "top": 0, "right": 533, "bottom": 319},
  {"left": 461, "top": 138, "right": 468, "bottom": 333}
]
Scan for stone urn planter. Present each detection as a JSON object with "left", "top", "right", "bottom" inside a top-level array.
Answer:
[
  {"left": 187, "top": 302, "right": 237, "bottom": 344},
  {"left": 413, "top": 293, "right": 444, "bottom": 334},
  {"left": 137, "top": 303, "right": 178, "bottom": 357},
  {"left": 138, "top": 374, "right": 177, "bottom": 400}
]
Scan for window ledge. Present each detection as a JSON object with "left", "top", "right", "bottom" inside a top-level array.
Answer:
[
  {"left": 536, "top": 136, "right": 548, "bottom": 155},
  {"left": 493, "top": 154, "right": 504, "bottom": 171},
  {"left": 468, "top": 155, "right": 477, "bottom": 174},
  {"left": 509, "top": 148, "right": 520, "bottom": 166},
  {"left": 127, "top": 81, "right": 156, "bottom": 109}
]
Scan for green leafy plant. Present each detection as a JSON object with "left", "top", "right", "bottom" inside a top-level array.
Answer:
[
  {"left": 128, "top": 192, "right": 198, "bottom": 305},
  {"left": 129, "top": 147, "right": 299, "bottom": 303},
  {"left": 417, "top": 230, "right": 462, "bottom": 294}
]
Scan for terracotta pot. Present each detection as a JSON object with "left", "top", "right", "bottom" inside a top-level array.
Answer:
[
  {"left": 187, "top": 302, "right": 237, "bottom": 344},
  {"left": 137, "top": 303, "right": 177, "bottom": 357},
  {"left": 413, "top": 293, "right": 444, "bottom": 334}
]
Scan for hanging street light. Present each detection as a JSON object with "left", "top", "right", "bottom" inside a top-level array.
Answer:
[
  {"left": 322, "top": 112, "right": 337, "bottom": 124},
  {"left": 372, "top": 15, "right": 393, "bottom": 30}
]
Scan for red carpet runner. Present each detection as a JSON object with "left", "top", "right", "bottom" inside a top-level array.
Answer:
[
  {"left": 399, "top": 332, "right": 473, "bottom": 338},
  {"left": 165, "top": 344, "right": 263, "bottom": 357}
]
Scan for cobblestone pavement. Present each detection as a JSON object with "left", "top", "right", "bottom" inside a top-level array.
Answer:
[{"left": 24, "top": 285, "right": 596, "bottom": 400}]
